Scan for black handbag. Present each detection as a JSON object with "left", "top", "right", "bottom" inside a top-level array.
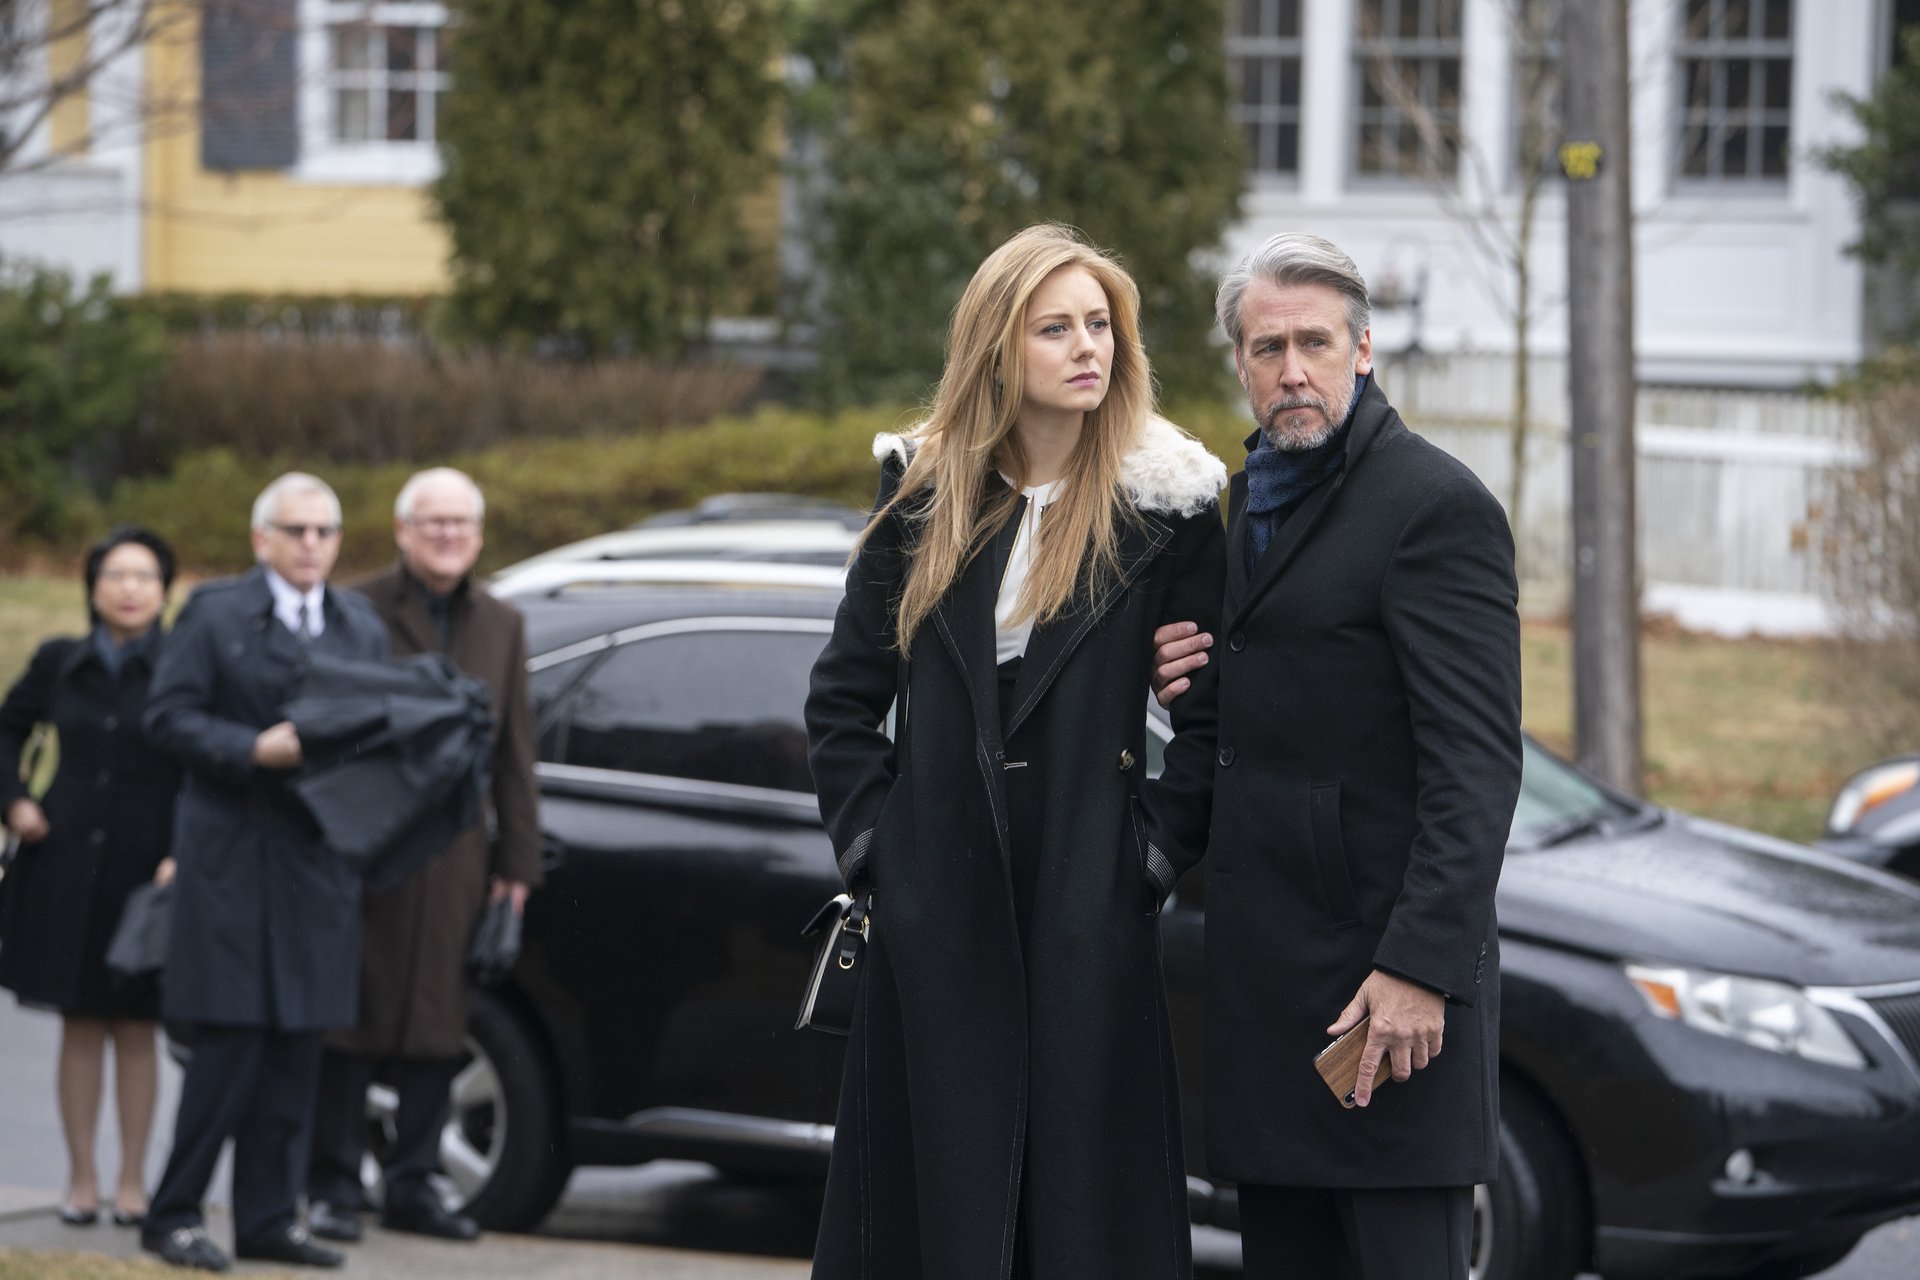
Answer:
[
  {"left": 467, "top": 894, "right": 524, "bottom": 987},
  {"left": 106, "top": 881, "right": 175, "bottom": 986},
  {"left": 795, "top": 889, "right": 872, "bottom": 1036}
]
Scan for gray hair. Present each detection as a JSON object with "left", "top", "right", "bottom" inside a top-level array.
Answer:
[
  {"left": 251, "top": 472, "right": 343, "bottom": 531},
  {"left": 395, "top": 467, "right": 486, "bottom": 523},
  {"left": 1216, "top": 232, "right": 1372, "bottom": 352}
]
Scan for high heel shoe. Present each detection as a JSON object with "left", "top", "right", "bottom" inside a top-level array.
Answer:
[
  {"left": 58, "top": 1204, "right": 99, "bottom": 1226},
  {"left": 112, "top": 1207, "right": 146, "bottom": 1227}
]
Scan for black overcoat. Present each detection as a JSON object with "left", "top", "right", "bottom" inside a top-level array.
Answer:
[
  {"left": 0, "top": 632, "right": 180, "bottom": 1016},
  {"left": 143, "top": 567, "right": 389, "bottom": 1032},
  {"left": 805, "top": 419, "right": 1227, "bottom": 1280},
  {"left": 1204, "top": 376, "right": 1522, "bottom": 1189}
]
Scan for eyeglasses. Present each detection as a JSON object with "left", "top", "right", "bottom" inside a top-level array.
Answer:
[
  {"left": 271, "top": 523, "right": 342, "bottom": 541},
  {"left": 404, "top": 516, "right": 482, "bottom": 535},
  {"left": 98, "top": 569, "right": 162, "bottom": 586}
]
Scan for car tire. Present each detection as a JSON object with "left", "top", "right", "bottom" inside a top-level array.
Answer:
[
  {"left": 1733, "top": 1239, "right": 1862, "bottom": 1280},
  {"left": 451, "top": 989, "right": 571, "bottom": 1232},
  {"left": 1474, "top": 1078, "right": 1587, "bottom": 1280}
]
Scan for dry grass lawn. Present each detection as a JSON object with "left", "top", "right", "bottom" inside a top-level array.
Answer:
[
  {"left": 0, "top": 1249, "right": 288, "bottom": 1279},
  {"left": 0, "top": 576, "right": 1868, "bottom": 844}
]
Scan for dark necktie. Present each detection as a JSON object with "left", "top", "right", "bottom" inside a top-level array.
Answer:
[{"left": 296, "top": 601, "right": 315, "bottom": 645}]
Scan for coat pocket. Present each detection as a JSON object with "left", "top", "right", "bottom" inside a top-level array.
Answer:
[{"left": 1309, "top": 782, "right": 1361, "bottom": 928}]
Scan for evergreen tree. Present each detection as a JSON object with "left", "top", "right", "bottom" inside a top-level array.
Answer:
[
  {"left": 793, "top": 0, "right": 1245, "bottom": 404},
  {"left": 1820, "top": 26, "right": 1920, "bottom": 341},
  {"left": 434, "top": 0, "right": 781, "bottom": 356}
]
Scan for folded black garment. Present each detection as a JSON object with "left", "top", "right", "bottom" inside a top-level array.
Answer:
[
  {"left": 284, "top": 652, "right": 495, "bottom": 892},
  {"left": 467, "top": 894, "right": 523, "bottom": 987}
]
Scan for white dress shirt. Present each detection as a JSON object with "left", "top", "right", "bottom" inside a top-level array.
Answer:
[
  {"left": 994, "top": 477, "right": 1064, "bottom": 664},
  {"left": 263, "top": 568, "right": 326, "bottom": 639}
]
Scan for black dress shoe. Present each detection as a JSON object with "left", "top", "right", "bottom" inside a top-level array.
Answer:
[
  {"left": 141, "top": 1225, "right": 232, "bottom": 1272},
  {"left": 306, "top": 1199, "right": 363, "bottom": 1243},
  {"left": 234, "top": 1224, "right": 345, "bottom": 1268},
  {"left": 381, "top": 1192, "right": 480, "bottom": 1242}
]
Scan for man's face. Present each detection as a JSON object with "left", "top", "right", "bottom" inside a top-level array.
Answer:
[
  {"left": 251, "top": 489, "right": 341, "bottom": 592},
  {"left": 1234, "top": 279, "right": 1373, "bottom": 451},
  {"left": 395, "top": 477, "right": 484, "bottom": 592}
]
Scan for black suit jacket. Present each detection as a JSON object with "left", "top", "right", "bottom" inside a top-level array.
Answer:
[
  {"left": 1203, "top": 376, "right": 1522, "bottom": 1188},
  {"left": 143, "top": 567, "right": 389, "bottom": 1031}
]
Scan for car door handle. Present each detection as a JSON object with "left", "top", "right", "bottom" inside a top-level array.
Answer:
[{"left": 540, "top": 837, "right": 569, "bottom": 875}]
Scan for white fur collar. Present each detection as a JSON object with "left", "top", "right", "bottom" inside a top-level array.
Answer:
[{"left": 871, "top": 415, "right": 1225, "bottom": 517}]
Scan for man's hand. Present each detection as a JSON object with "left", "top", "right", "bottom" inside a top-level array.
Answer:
[
  {"left": 491, "top": 877, "right": 531, "bottom": 915},
  {"left": 5, "top": 797, "right": 49, "bottom": 843},
  {"left": 1328, "top": 969, "right": 1446, "bottom": 1107},
  {"left": 251, "top": 721, "right": 303, "bottom": 769},
  {"left": 1150, "top": 621, "right": 1212, "bottom": 708},
  {"left": 154, "top": 857, "right": 177, "bottom": 886}
]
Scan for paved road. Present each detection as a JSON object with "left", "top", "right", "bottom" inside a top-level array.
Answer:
[{"left": 3, "top": 995, "right": 1916, "bottom": 1277}]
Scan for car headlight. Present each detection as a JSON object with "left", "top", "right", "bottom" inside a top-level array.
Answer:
[
  {"left": 1624, "top": 965, "right": 1867, "bottom": 1069},
  {"left": 1828, "top": 760, "right": 1920, "bottom": 835}
]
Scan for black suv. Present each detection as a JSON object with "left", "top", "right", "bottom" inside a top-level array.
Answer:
[{"left": 417, "top": 567, "right": 1920, "bottom": 1280}]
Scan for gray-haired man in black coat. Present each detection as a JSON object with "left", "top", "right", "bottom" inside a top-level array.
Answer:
[
  {"left": 141, "top": 473, "right": 388, "bottom": 1272},
  {"left": 1155, "top": 234, "right": 1522, "bottom": 1280}
]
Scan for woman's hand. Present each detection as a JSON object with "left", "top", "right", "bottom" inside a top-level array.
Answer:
[
  {"left": 153, "top": 858, "right": 177, "bottom": 886},
  {"left": 5, "top": 797, "right": 49, "bottom": 843},
  {"left": 1150, "top": 621, "right": 1212, "bottom": 708}
]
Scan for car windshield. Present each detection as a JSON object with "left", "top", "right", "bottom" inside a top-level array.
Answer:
[{"left": 1509, "top": 738, "right": 1644, "bottom": 850}]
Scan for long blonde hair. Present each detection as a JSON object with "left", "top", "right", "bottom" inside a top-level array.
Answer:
[{"left": 860, "top": 225, "right": 1154, "bottom": 654}]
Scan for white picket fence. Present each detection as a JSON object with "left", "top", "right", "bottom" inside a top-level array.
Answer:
[{"left": 1381, "top": 354, "right": 1862, "bottom": 637}]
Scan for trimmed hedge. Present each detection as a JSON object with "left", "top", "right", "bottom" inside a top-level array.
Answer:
[{"left": 108, "top": 401, "right": 1255, "bottom": 576}]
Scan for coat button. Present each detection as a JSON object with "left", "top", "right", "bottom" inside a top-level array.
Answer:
[
  {"left": 96, "top": 769, "right": 112, "bottom": 788},
  {"left": 102, "top": 715, "right": 118, "bottom": 731},
  {"left": 1118, "top": 749, "right": 1135, "bottom": 772},
  {"left": 1229, "top": 632, "right": 1246, "bottom": 652},
  {"left": 89, "top": 829, "right": 106, "bottom": 847},
  {"left": 1218, "top": 746, "right": 1235, "bottom": 767}
]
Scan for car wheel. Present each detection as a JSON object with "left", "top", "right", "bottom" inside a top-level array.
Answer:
[
  {"left": 1733, "top": 1239, "right": 1861, "bottom": 1280},
  {"left": 1472, "top": 1079, "right": 1587, "bottom": 1280},
  {"left": 363, "top": 990, "right": 570, "bottom": 1232}
]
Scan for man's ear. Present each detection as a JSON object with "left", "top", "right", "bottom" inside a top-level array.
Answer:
[
  {"left": 1354, "top": 327, "right": 1374, "bottom": 378},
  {"left": 1233, "top": 346, "right": 1249, "bottom": 387}
]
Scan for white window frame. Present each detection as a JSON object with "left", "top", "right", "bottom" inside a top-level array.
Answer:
[
  {"left": 1350, "top": 0, "right": 1468, "bottom": 187},
  {"left": 1229, "top": 0, "right": 1306, "bottom": 184},
  {"left": 294, "top": 0, "right": 448, "bottom": 185},
  {"left": 1672, "top": 0, "right": 1795, "bottom": 185}
]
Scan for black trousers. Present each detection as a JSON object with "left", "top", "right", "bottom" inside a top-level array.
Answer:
[
  {"left": 308, "top": 1050, "right": 460, "bottom": 1210},
  {"left": 147, "top": 1026, "right": 324, "bottom": 1245},
  {"left": 1238, "top": 1184, "right": 1473, "bottom": 1280}
]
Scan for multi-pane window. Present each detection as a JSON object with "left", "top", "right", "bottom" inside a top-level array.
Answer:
[
  {"left": 324, "top": 5, "right": 450, "bottom": 145},
  {"left": 1353, "top": 0, "right": 1465, "bottom": 181},
  {"left": 1229, "top": 0, "right": 1305, "bottom": 178},
  {"left": 1676, "top": 0, "right": 1794, "bottom": 181},
  {"left": 1510, "top": 0, "right": 1563, "bottom": 183}
]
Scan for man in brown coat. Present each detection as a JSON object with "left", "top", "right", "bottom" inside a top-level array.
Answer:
[{"left": 305, "top": 468, "right": 541, "bottom": 1244}]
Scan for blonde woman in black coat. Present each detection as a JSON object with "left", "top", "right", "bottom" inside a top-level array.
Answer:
[
  {"left": 804, "top": 224, "right": 1228, "bottom": 1280},
  {"left": 0, "top": 527, "right": 182, "bottom": 1227}
]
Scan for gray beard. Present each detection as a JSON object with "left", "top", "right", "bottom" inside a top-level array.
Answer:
[{"left": 1257, "top": 399, "right": 1340, "bottom": 452}]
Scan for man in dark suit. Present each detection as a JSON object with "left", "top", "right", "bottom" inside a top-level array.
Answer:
[
  {"left": 1155, "top": 233, "right": 1522, "bottom": 1279},
  {"left": 305, "top": 468, "right": 541, "bottom": 1245},
  {"left": 141, "top": 473, "right": 389, "bottom": 1272}
]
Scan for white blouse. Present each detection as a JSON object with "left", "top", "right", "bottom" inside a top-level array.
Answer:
[{"left": 994, "top": 477, "right": 1064, "bottom": 664}]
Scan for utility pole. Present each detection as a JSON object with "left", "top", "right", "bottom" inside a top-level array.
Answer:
[{"left": 1561, "top": 0, "right": 1643, "bottom": 794}]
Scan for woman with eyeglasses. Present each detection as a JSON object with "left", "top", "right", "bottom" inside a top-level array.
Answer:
[{"left": 0, "top": 525, "right": 183, "bottom": 1228}]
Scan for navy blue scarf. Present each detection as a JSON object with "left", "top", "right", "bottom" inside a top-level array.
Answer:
[{"left": 1244, "top": 375, "right": 1368, "bottom": 572}]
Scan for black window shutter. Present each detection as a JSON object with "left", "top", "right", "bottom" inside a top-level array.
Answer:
[{"left": 200, "top": 0, "right": 299, "bottom": 171}]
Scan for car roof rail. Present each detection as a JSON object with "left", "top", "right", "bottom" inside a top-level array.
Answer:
[{"left": 490, "top": 559, "right": 850, "bottom": 599}]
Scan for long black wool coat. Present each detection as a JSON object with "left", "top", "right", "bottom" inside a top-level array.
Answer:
[
  {"left": 0, "top": 632, "right": 180, "bottom": 1016},
  {"left": 1204, "top": 376, "right": 1523, "bottom": 1190},
  {"left": 143, "top": 567, "right": 389, "bottom": 1032},
  {"left": 805, "top": 418, "right": 1228, "bottom": 1280}
]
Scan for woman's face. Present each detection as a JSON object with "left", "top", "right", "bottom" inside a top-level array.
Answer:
[
  {"left": 1019, "top": 266, "right": 1115, "bottom": 424},
  {"left": 92, "top": 542, "right": 166, "bottom": 637}
]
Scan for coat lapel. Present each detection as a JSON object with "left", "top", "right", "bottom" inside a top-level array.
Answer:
[
  {"left": 930, "top": 500, "right": 1018, "bottom": 748},
  {"left": 1223, "top": 469, "right": 1251, "bottom": 618},
  {"left": 1002, "top": 510, "right": 1171, "bottom": 740},
  {"left": 1228, "top": 376, "right": 1395, "bottom": 628}
]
